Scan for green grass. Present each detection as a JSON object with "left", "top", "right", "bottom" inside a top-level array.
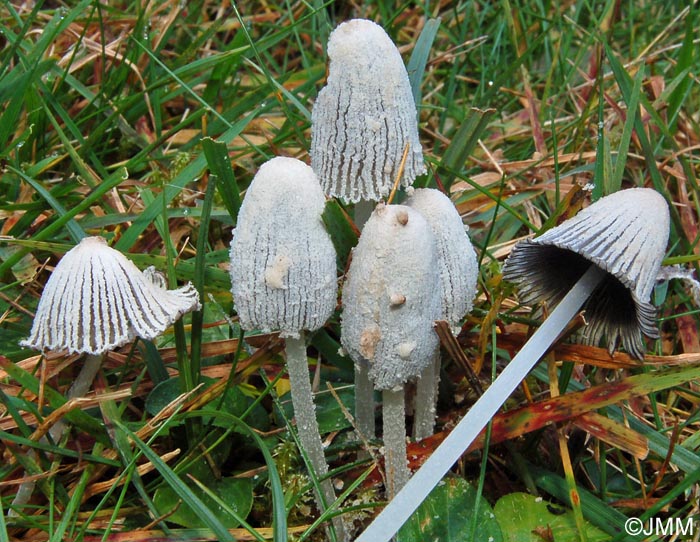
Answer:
[{"left": 1, "top": 1, "right": 699, "bottom": 541}]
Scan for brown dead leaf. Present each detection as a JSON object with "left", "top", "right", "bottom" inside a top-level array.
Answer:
[{"left": 573, "top": 412, "right": 648, "bottom": 459}]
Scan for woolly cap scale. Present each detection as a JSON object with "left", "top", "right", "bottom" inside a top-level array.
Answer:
[
  {"left": 503, "top": 188, "right": 670, "bottom": 359},
  {"left": 310, "top": 19, "right": 425, "bottom": 203},
  {"left": 229, "top": 156, "right": 337, "bottom": 338},
  {"left": 21, "top": 236, "right": 201, "bottom": 355},
  {"left": 341, "top": 204, "right": 441, "bottom": 389}
]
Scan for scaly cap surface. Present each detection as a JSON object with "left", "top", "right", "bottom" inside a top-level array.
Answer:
[
  {"left": 406, "top": 188, "right": 478, "bottom": 325},
  {"left": 341, "top": 204, "right": 441, "bottom": 389},
  {"left": 310, "top": 19, "right": 426, "bottom": 203},
  {"left": 229, "top": 157, "right": 337, "bottom": 337}
]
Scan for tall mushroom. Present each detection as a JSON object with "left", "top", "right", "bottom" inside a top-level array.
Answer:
[
  {"left": 405, "top": 188, "right": 478, "bottom": 439},
  {"left": 310, "top": 18, "right": 427, "bottom": 438},
  {"left": 228, "top": 156, "right": 345, "bottom": 540},
  {"left": 17, "top": 236, "right": 200, "bottom": 508},
  {"left": 355, "top": 187, "right": 671, "bottom": 541},
  {"left": 311, "top": 18, "right": 425, "bottom": 205},
  {"left": 341, "top": 203, "right": 441, "bottom": 497}
]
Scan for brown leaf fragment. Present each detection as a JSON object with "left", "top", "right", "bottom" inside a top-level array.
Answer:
[
  {"left": 677, "top": 313, "right": 700, "bottom": 353},
  {"left": 573, "top": 412, "right": 648, "bottom": 459},
  {"left": 532, "top": 524, "right": 555, "bottom": 542}
]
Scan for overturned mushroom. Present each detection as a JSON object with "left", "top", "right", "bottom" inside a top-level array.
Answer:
[
  {"left": 311, "top": 18, "right": 425, "bottom": 205},
  {"left": 342, "top": 204, "right": 441, "bottom": 497},
  {"left": 503, "top": 187, "right": 669, "bottom": 359},
  {"left": 17, "top": 236, "right": 200, "bottom": 508},
  {"left": 229, "top": 156, "right": 345, "bottom": 540},
  {"left": 356, "top": 187, "right": 670, "bottom": 541},
  {"left": 406, "top": 188, "right": 478, "bottom": 439}
]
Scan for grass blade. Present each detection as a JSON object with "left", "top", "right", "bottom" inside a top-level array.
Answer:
[
  {"left": 114, "top": 113, "right": 256, "bottom": 252},
  {"left": 406, "top": 18, "right": 441, "bottom": 107},
  {"left": 115, "top": 420, "right": 237, "bottom": 542},
  {"left": 202, "top": 137, "right": 242, "bottom": 223},
  {"left": 610, "top": 67, "right": 645, "bottom": 194},
  {"left": 666, "top": 5, "right": 695, "bottom": 131},
  {"left": 6, "top": 165, "right": 85, "bottom": 243},
  {"left": 189, "top": 174, "right": 218, "bottom": 387},
  {"left": 438, "top": 107, "right": 496, "bottom": 191},
  {"left": 186, "top": 409, "right": 288, "bottom": 542},
  {"left": 529, "top": 463, "right": 629, "bottom": 538}
]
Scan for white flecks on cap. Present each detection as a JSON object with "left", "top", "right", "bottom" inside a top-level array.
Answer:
[
  {"left": 229, "top": 156, "right": 337, "bottom": 337},
  {"left": 341, "top": 204, "right": 441, "bottom": 389},
  {"left": 310, "top": 19, "right": 426, "bottom": 203},
  {"left": 503, "top": 187, "right": 670, "bottom": 359},
  {"left": 21, "top": 236, "right": 201, "bottom": 355},
  {"left": 406, "top": 188, "right": 478, "bottom": 324}
]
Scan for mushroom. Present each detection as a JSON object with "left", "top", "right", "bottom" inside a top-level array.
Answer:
[
  {"left": 17, "top": 236, "right": 200, "bottom": 507},
  {"left": 341, "top": 204, "right": 441, "bottom": 497},
  {"left": 355, "top": 187, "right": 670, "bottom": 541},
  {"left": 405, "top": 188, "right": 478, "bottom": 439},
  {"left": 228, "top": 156, "right": 345, "bottom": 540},
  {"left": 310, "top": 19, "right": 425, "bottom": 205},
  {"left": 502, "top": 187, "right": 669, "bottom": 359},
  {"left": 311, "top": 18, "right": 427, "bottom": 438},
  {"left": 22, "top": 236, "right": 201, "bottom": 409}
]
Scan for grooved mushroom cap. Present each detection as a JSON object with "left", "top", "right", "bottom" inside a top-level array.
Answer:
[
  {"left": 341, "top": 204, "right": 441, "bottom": 390},
  {"left": 406, "top": 188, "right": 478, "bottom": 324},
  {"left": 21, "top": 236, "right": 201, "bottom": 355},
  {"left": 310, "top": 19, "right": 426, "bottom": 203},
  {"left": 502, "top": 188, "right": 670, "bottom": 359},
  {"left": 229, "top": 156, "right": 337, "bottom": 338}
]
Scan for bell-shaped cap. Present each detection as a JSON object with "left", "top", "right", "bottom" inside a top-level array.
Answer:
[
  {"left": 310, "top": 19, "right": 426, "bottom": 203},
  {"left": 341, "top": 204, "right": 441, "bottom": 390},
  {"left": 406, "top": 188, "right": 478, "bottom": 325},
  {"left": 229, "top": 156, "right": 337, "bottom": 338},
  {"left": 21, "top": 237, "right": 201, "bottom": 355},
  {"left": 503, "top": 188, "right": 670, "bottom": 359}
]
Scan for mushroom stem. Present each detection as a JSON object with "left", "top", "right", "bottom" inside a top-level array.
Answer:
[
  {"left": 412, "top": 350, "right": 440, "bottom": 440},
  {"left": 356, "top": 264, "right": 606, "bottom": 542},
  {"left": 10, "top": 352, "right": 104, "bottom": 516},
  {"left": 354, "top": 361, "right": 376, "bottom": 439},
  {"left": 67, "top": 353, "right": 104, "bottom": 397},
  {"left": 352, "top": 199, "right": 377, "bottom": 441},
  {"left": 285, "top": 334, "right": 346, "bottom": 541},
  {"left": 49, "top": 353, "right": 104, "bottom": 442},
  {"left": 382, "top": 387, "right": 410, "bottom": 498}
]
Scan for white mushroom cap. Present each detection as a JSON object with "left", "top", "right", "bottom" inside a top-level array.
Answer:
[
  {"left": 21, "top": 236, "right": 201, "bottom": 355},
  {"left": 406, "top": 188, "right": 478, "bottom": 325},
  {"left": 310, "top": 19, "right": 426, "bottom": 203},
  {"left": 229, "top": 156, "right": 337, "bottom": 338},
  {"left": 503, "top": 188, "right": 670, "bottom": 359},
  {"left": 341, "top": 204, "right": 441, "bottom": 389}
]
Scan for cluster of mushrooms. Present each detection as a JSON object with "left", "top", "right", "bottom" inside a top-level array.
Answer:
[
  {"left": 227, "top": 19, "right": 480, "bottom": 538},
  {"left": 228, "top": 17, "right": 671, "bottom": 540},
  {"left": 20, "top": 17, "right": 673, "bottom": 542}
]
